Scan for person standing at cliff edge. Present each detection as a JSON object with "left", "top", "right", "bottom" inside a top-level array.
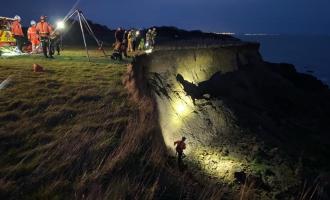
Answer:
[
  {"left": 127, "top": 30, "right": 134, "bottom": 52},
  {"left": 174, "top": 137, "right": 187, "bottom": 171},
  {"left": 151, "top": 28, "right": 157, "bottom": 47}
]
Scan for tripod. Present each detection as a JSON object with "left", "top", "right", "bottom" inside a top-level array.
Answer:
[{"left": 61, "top": 9, "right": 108, "bottom": 61}]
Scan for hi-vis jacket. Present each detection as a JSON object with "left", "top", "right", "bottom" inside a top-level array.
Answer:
[
  {"left": 11, "top": 21, "right": 24, "bottom": 36},
  {"left": 27, "top": 26, "right": 39, "bottom": 44},
  {"left": 36, "top": 22, "right": 52, "bottom": 37}
]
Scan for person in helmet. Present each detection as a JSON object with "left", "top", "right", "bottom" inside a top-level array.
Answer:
[
  {"left": 121, "top": 30, "right": 128, "bottom": 58},
  {"left": 145, "top": 29, "right": 152, "bottom": 49},
  {"left": 36, "top": 16, "right": 53, "bottom": 58},
  {"left": 151, "top": 28, "right": 157, "bottom": 47},
  {"left": 115, "top": 27, "right": 124, "bottom": 44},
  {"left": 174, "top": 136, "right": 187, "bottom": 171},
  {"left": 127, "top": 30, "right": 134, "bottom": 52},
  {"left": 11, "top": 15, "right": 24, "bottom": 52},
  {"left": 138, "top": 38, "right": 145, "bottom": 51},
  {"left": 112, "top": 27, "right": 128, "bottom": 60},
  {"left": 27, "top": 20, "right": 40, "bottom": 54}
]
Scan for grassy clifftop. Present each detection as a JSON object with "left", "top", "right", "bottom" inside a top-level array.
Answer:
[
  {"left": 0, "top": 50, "right": 197, "bottom": 200},
  {"left": 0, "top": 50, "right": 135, "bottom": 198}
]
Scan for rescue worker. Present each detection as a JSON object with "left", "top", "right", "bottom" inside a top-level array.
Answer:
[
  {"left": 151, "top": 28, "right": 157, "bottom": 47},
  {"left": 127, "top": 30, "right": 134, "bottom": 52},
  {"left": 50, "top": 29, "right": 61, "bottom": 55},
  {"left": 112, "top": 28, "right": 127, "bottom": 60},
  {"left": 27, "top": 20, "right": 39, "bottom": 54},
  {"left": 36, "top": 16, "right": 53, "bottom": 58},
  {"left": 132, "top": 30, "right": 139, "bottom": 51},
  {"left": 114, "top": 28, "right": 124, "bottom": 56},
  {"left": 174, "top": 137, "right": 187, "bottom": 171},
  {"left": 145, "top": 29, "right": 152, "bottom": 49},
  {"left": 121, "top": 30, "right": 128, "bottom": 58},
  {"left": 138, "top": 38, "right": 145, "bottom": 51},
  {"left": 115, "top": 27, "right": 124, "bottom": 43},
  {"left": 11, "top": 15, "right": 24, "bottom": 52}
]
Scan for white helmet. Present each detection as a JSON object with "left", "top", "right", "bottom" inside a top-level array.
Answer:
[
  {"left": 30, "top": 20, "right": 36, "bottom": 25},
  {"left": 14, "top": 15, "right": 21, "bottom": 21}
]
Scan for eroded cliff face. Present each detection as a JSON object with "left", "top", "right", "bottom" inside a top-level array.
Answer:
[
  {"left": 130, "top": 44, "right": 264, "bottom": 181},
  {"left": 127, "top": 42, "right": 330, "bottom": 198}
]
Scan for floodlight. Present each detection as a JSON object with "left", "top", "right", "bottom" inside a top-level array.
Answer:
[{"left": 56, "top": 21, "right": 65, "bottom": 29}]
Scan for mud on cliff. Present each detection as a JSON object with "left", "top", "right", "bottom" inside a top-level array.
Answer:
[{"left": 126, "top": 42, "right": 330, "bottom": 199}]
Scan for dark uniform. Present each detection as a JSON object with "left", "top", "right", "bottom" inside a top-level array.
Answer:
[{"left": 50, "top": 30, "right": 61, "bottom": 55}]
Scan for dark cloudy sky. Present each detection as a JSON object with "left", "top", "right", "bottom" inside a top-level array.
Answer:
[{"left": 1, "top": 0, "right": 329, "bottom": 34}]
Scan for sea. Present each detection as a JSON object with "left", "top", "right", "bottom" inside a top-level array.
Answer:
[{"left": 237, "top": 34, "right": 330, "bottom": 86}]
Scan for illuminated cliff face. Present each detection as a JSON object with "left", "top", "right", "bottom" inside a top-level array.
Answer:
[
  {"left": 132, "top": 44, "right": 262, "bottom": 181},
  {"left": 126, "top": 43, "right": 330, "bottom": 198}
]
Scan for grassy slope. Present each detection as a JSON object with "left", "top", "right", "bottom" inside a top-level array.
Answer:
[{"left": 0, "top": 49, "right": 137, "bottom": 199}]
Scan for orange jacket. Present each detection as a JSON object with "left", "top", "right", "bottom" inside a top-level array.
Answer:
[
  {"left": 27, "top": 26, "right": 39, "bottom": 44},
  {"left": 174, "top": 140, "right": 186, "bottom": 152},
  {"left": 11, "top": 21, "right": 24, "bottom": 36},
  {"left": 36, "top": 22, "right": 52, "bottom": 37}
]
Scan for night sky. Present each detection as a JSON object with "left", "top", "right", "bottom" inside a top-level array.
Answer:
[{"left": 1, "top": 0, "right": 329, "bottom": 34}]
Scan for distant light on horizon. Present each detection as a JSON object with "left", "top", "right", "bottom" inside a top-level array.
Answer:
[
  {"left": 215, "top": 32, "right": 236, "bottom": 35},
  {"left": 243, "top": 33, "right": 280, "bottom": 36}
]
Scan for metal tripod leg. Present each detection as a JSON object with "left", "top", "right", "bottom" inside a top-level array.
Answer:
[
  {"left": 77, "top": 11, "right": 90, "bottom": 62},
  {"left": 80, "top": 13, "right": 109, "bottom": 59}
]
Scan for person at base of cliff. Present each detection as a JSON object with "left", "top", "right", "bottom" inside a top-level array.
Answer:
[
  {"left": 11, "top": 15, "right": 24, "bottom": 52},
  {"left": 174, "top": 137, "right": 187, "bottom": 171}
]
